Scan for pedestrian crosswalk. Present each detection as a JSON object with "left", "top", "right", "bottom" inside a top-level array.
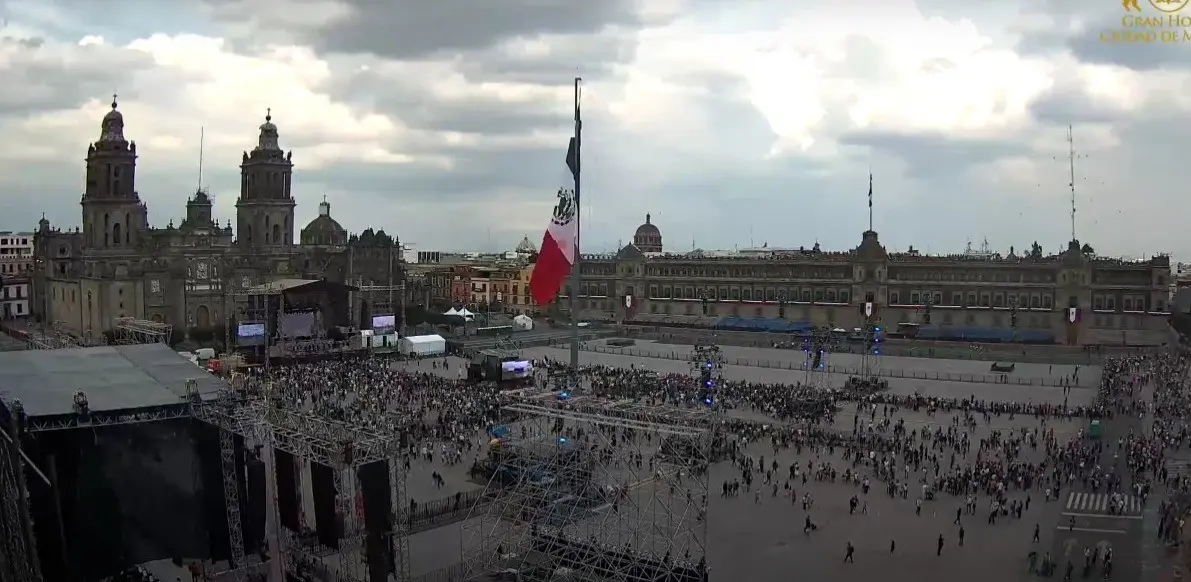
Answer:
[{"left": 1064, "top": 491, "right": 1144, "bottom": 516}]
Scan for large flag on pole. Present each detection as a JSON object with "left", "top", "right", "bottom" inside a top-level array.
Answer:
[
  {"left": 528, "top": 140, "right": 579, "bottom": 306},
  {"left": 868, "top": 172, "right": 872, "bottom": 208}
]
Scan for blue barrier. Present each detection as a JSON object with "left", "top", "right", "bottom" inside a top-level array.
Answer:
[
  {"left": 714, "top": 317, "right": 813, "bottom": 333},
  {"left": 917, "top": 325, "right": 1054, "bottom": 344}
]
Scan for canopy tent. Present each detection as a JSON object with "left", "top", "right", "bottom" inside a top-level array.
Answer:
[
  {"left": 456, "top": 308, "right": 476, "bottom": 321},
  {"left": 512, "top": 314, "right": 534, "bottom": 330},
  {"left": 444, "top": 307, "right": 460, "bottom": 316}
]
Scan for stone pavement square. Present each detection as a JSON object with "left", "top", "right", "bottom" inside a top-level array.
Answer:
[{"left": 389, "top": 347, "right": 1098, "bottom": 580}]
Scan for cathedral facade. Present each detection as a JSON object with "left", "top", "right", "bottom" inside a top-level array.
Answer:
[{"left": 32, "top": 98, "right": 403, "bottom": 339}]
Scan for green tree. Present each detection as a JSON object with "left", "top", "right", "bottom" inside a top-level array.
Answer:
[{"left": 1081, "top": 243, "right": 1095, "bottom": 255}]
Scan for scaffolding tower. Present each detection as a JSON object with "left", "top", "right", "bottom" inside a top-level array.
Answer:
[
  {"left": 462, "top": 397, "right": 713, "bottom": 582},
  {"left": 189, "top": 384, "right": 411, "bottom": 582},
  {"left": 858, "top": 320, "right": 883, "bottom": 379},
  {"left": 112, "top": 317, "right": 172, "bottom": 345},
  {"left": 359, "top": 283, "right": 405, "bottom": 335},
  {"left": 24, "top": 321, "right": 85, "bottom": 350},
  {"left": 802, "top": 326, "right": 834, "bottom": 390},
  {"left": 0, "top": 401, "right": 42, "bottom": 582},
  {"left": 222, "top": 280, "right": 269, "bottom": 370}
]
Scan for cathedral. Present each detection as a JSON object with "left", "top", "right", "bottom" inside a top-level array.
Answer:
[{"left": 32, "top": 97, "right": 404, "bottom": 339}]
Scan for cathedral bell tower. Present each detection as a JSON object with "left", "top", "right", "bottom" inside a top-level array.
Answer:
[
  {"left": 81, "top": 95, "right": 146, "bottom": 250},
  {"left": 235, "top": 109, "right": 296, "bottom": 248}
]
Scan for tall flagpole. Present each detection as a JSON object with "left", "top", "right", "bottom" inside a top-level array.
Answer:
[{"left": 569, "top": 77, "right": 583, "bottom": 381}]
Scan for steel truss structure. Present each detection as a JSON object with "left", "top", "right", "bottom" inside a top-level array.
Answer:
[
  {"left": 189, "top": 385, "right": 410, "bottom": 582},
  {"left": 858, "top": 320, "right": 883, "bottom": 379},
  {"left": 0, "top": 402, "right": 42, "bottom": 582},
  {"left": 801, "top": 326, "right": 834, "bottom": 390},
  {"left": 18, "top": 403, "right": 193, "bottom": 432},
  {"left": 25, "top": 321, "right": 84, "bottom": 350},
  {"left": 222, "top": 283, "right": 270, "bottom": 373},
  {"left": 113, "top": 317, "right": 172, "bottom": 345},
  {"left": 463, "top": 398, "right": 712, "bottom": 582}
]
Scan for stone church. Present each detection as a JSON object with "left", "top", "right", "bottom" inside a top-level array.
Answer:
[{"left": 33, "top": 97, "right": 404, "bottom": 339}]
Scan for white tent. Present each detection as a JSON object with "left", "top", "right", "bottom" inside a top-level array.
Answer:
[
  {"left": 456, "top": 308, "right": 476, "bottom": 321},
  {"left": 444, "top": 307, "right": 460, "bottom": 316},
  {"left": 513, "top": 314, "right": 534, "bottom": 331},
  {"left": 398, "top": 334, "right": 447, "bottom": 357}
]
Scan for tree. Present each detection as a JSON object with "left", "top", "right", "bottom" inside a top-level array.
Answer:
[
  {"left": 1029, "top": 241, "right": 1043, "bottom": 259},
  {"left": 1081, "top": 243, "right": 1095, "bottom": 255}
]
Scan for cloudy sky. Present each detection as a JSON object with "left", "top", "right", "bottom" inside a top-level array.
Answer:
[{"left": 0, "top": 0, "right": 1187, "bottom": 258}]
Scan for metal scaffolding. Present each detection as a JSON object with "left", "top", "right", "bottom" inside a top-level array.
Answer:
[
  {"left": 189, "top": 386, "right": 410, "bottom": 582},
  {"left": 0, "top": 401, "right": 42, "bottom": 582},
  {"left": 462, "top": 396, "right": 712, "bottom": 581},
  {"left": 801, "top": 326, "right": 835, "bottom": 390},
  {"left": 25, "top": 321, "right": 84, "bottom": 350},
  {"left": 112, "top": 317, "right": 172, "bottom": 345},
  {"left": 222, "top": 281, "right": 269, "bottom": 371}
]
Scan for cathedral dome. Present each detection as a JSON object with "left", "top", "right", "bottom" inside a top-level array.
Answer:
[
  {"left": 300, "top": 198, "right": 347, "bottom": 245},
  {"left": 516, "top": 235, "right": 537, "bottom": 254},
  {"left": 632, "top": 213, "right": 662, "bottom": 253}
]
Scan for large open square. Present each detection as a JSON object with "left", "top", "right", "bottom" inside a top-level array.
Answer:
[{"left": 393, "top": 342, "right": 1104, "bottom": 581}]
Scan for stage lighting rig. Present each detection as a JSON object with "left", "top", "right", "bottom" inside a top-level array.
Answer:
[
  {"left": 802, "top": 326, "right": 832, "bottom": 389},
  {"left": 72, "top": 390, "right": 90, "bottom": 421},
  {"left": 689, "top": 339, "right": 726, "bottom": 408}
]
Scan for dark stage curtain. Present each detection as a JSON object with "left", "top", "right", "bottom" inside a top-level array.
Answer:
[
  {"left": 310, "top": 462, "right": 339, "bottom": 549},
  {"left": 359, "top": 460, "right": 393, "bottom": 582},
  {"left": 275, "top": 450, "right": 300, "bottom": 532}
]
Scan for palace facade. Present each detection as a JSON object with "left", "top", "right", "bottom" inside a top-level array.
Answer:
[
  {"left": 33, "top": 98, "right": 405, "bottom": 339},
  {"left": 565, "top": 216, "right": 1171, "bottom": 346}
]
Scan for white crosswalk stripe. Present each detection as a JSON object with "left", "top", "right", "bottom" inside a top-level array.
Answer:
[{"left": 1064, "top": 491, "right": 1144, "bottom": 515}]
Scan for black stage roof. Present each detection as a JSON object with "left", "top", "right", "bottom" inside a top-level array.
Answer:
[{"left": 0, "top": 343, "right": 225, "bottom": 420}]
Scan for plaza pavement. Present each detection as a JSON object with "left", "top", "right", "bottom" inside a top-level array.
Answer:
[{"left": 390, "top": 349, "right": 1102, "bottom": 580}]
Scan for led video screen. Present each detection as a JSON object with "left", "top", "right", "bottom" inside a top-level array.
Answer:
[
  {"left": 501, "top": 360, "right": 533, "bottom": 380},
  {"left": 280, "top": 312, "right": 315, "bottom": 338},
  {"left": 371, "top": 315, "right": 396, "bottom": 330},
  {"left": 237, "top": 323, "right": 267, "bottom": 347}
]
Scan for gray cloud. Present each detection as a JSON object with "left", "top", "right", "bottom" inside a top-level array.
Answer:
[
  {"left": 0, "top": 37, "right": 155, "bottom": 116},
  {"left": 838, "top": 130, "right": 1031, "bottom": 180},
  {"left": 206, "top": 0, "right": 648, "bottom": 60}
]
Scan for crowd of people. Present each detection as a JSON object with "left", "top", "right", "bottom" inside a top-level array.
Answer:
[{"left": 208, "top": 342, "right": 1191, "bottom": 580}]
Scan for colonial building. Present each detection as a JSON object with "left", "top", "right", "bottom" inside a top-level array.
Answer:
[
  {"left": 568, "top": 224, "right": 1173, "bottom": 346},
  {"left": 33, "top": 98, "right": 406, "bottom": 339}
]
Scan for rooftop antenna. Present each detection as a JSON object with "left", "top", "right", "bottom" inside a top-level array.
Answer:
[
  {"left": 1066, "top": 125, "right": 1078, "bottom": 242},
  {"left": 197, "top": 126, "right": 205, "bottom": 192}
]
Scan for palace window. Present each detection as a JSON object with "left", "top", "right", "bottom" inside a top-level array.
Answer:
[
  {"left": 890, "top": 292, "right": 900, "bottom": 305},
  {"left": 813, "top": 289, "right": 823, "bottom": 302},
  {"left": 826, "top": 290, "right": 837, "bottom": 302},
  {"left": 1042, "top": 295, "right": 1053, "bottom": 309},
  {"left": 801, "top": 289, "right": 811, "bottom": 302},
  {"left": 840, "top": 290, "right": 850, "bottom": 304},
  {"left": 966, "top": 292, "right": 977, "bottom": 307},
  {"left": 1030, "top": 295, "right": 1041, "bottom": 308},
  {"left": 742, "top": 289, "right": 752, "bottom": 301}
]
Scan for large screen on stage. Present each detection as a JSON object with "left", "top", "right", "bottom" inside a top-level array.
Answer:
[
  {"left": 280, "top": 312, "right": 316, "bottom": 338},
  {"left": 237, "top": 323, "right": 267, "bottom": 346},
  {"left": 501, "top": 360, "right": 533, "bottom": 380},
  {"left": 372, "top": 314, "right": 396, "bottom": 330}
]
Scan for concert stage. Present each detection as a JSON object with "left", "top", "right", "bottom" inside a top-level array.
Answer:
[
  {"left": 0, "top": 344, "right": 233, "bottom": 582},
  {"left": 0, "top": 343, "right": 224, "bottom": 430}
]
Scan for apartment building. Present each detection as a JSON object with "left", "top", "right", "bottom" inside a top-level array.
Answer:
[{"left": 0, "top": 231, "right": 34, "bottom": 277}]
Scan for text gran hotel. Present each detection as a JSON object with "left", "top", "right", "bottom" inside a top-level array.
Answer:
[{"left": 1102, "top": 12, "right": 1191, "bottom": 43}]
